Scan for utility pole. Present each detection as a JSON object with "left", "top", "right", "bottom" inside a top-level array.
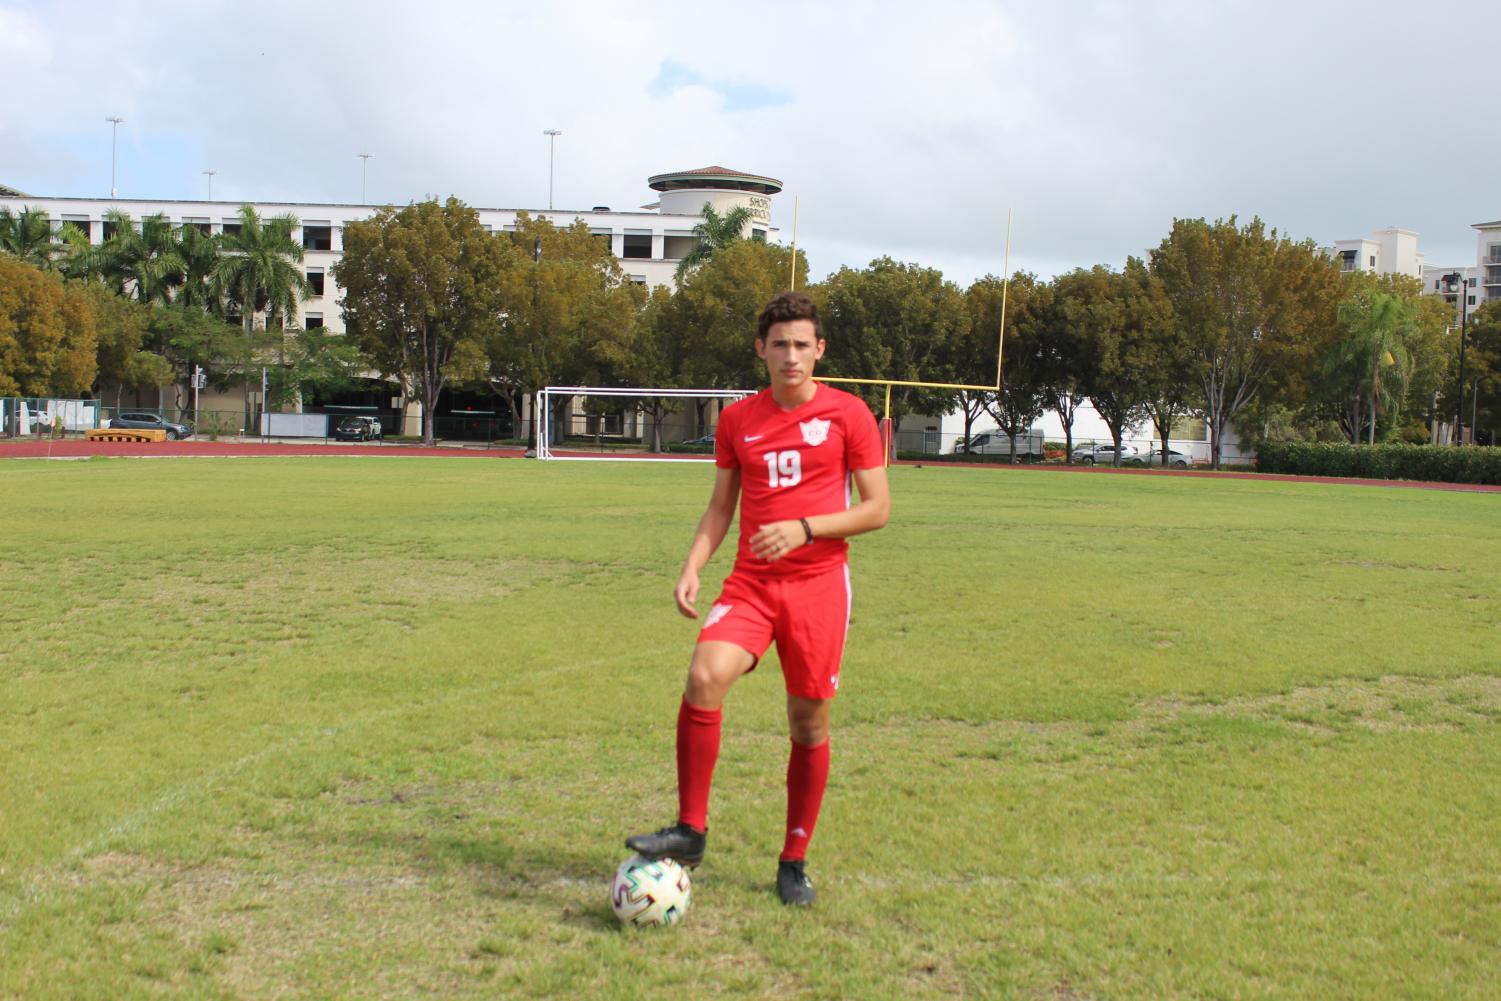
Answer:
[
  {"left": 359, "top": 153, "right": 373, "bottom": 204},
  {"left": 543, "top": 130, "right": 562, "bottom": 210},
  {"left": 203, "top": 169, "right": 216, "bottom": 200},
  {"left": 106, "top": 117, "right": 124, "bottom": 197},
  {"left": 1445, "top": 273, "right": 1470, "bottom": 444}
]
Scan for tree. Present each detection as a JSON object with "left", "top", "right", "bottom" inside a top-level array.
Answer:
[
  {"left": 1457, "top": 301, "right": 1501, "bottom": 444},
  {"left": 1323, "top": 289, "right": 1417, "bottom": 444},
  {"left": 1049, "top": 262, "right": 1171, "bottom": 465},
  {"left": 1150, "top": 216, "right": 1342, "bottom": 468},
  {"left": 959, "top": 273, "right": 1051, "bottom": 462},
  {"left": 1037, "top": 275, "right": 1093, "bottom": 462},
  {"left": 81, "top": 283, "right": 173, "bottom": 406},
  {"left": 674, "top": 202, "right": 754, "bottom": 282},
  {"left": 0, "top": 257, "right": 97, "bottom": 396},
  {"left": 819, "top": 257, "right": 970, "bottom": 424},
  {"left": 79, "top": 210, "right": 188, "bottom": 305},
  {"left": 337, "top": 198, "right": 507, "bottom": 445},
  {"left": 265, "top": 328, "right": 369, "bottom": 412},
  {"left": 214, "top": 205, "right": 310, "bottom": 426},
  {"left": 0, "top": 207, "right": 60, "bottom": 269},
  {"left": 477, "top": 213, "right": 642, "bottom": 444}
]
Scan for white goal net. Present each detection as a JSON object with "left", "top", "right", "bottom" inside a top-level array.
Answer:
[{"left": 534, "top": 386, "right": 752, "bottom": 462}]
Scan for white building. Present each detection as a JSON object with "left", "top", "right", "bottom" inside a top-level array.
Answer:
[
  {"left": 1472, "top": 219, "right": 1501, "bottom": 308},
  {"left": 1, "top": 166, "right": 783, "bottom": 436},
  {"left": 1322, "top": 227, "right": 1424, "bottom": 279}
]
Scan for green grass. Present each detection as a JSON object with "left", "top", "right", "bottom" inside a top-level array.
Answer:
[{"left": 2, "top": 457, "right": 1499, "bottom": 999}]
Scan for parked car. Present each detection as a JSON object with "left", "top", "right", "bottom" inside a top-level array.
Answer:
[
  {"left": 333, "top": 416, "right": 382, "bottom": 441},
  {"left": 680, "top": 431, "right": 716, "bottom": 448},
  {"left": 952, "top": 429, "right": 1045, "bottom": 460},
  {"left": 1146, "top": 448, "right": 1193, "bottom": 469},
  {"left": 1071, "top": 443, "right": 1138, "bottom": 465},
  {"left": 108, "top": 412, "right": 194, "bottom": 439}
]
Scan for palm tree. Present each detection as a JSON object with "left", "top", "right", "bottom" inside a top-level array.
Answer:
[
  {"left": 212, "top": 205, "right": 310, "bottom": 426},
  {"left": 0, "top": 207, "right": 60, "bottom": 268},
  {"left": 70, "top": 210, "right": 187, "bottom": 303},
  {"left": 174, "top": 224, "right": 222, "bottom": 313},
  {"left": 674, "top": 202, "right": 754, "bottom": 281},
  {"left": 1330, "top": 291, "right": 1416, "bottom": 444}
]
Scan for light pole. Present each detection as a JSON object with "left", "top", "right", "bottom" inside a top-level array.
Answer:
[
  {"left": 543, "top": 129, "right": 562, "bottom": 210},
  {"left": 203, "top": 169, "right": 216, "bottom": 200},
  {"left": 359, "top": 153, "right": 372, "bottom": 204},
  {"left": 1444, "top": 272, "right": 1470, "bottom": 444},
  {"left": 106, "top": 116, "right": 124, "bottom": 197}
]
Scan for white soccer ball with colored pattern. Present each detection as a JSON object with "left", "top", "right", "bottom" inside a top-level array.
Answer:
[{"left": 611, "top": 854, "right": 691, "bottom": 926}]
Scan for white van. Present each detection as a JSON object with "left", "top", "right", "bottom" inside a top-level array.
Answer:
[{"left": 953, "top": 428, "right": 1045, "bottom": 460}]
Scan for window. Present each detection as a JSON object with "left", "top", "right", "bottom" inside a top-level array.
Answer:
[
  {"left": 629, "top": 275, "right": 647, "bottom": 286},
  {"left": 751, "top": 228, "right": 766, "bottom": 242},
  {"left": 304, "top": 314, "right": 324, "bottom": 330},
  {"left": 1470, "top": 295, "right": 1477, "bottom": 306},
  {"left": 221, "top": 222, "right": 242, "bottom": 238},
  {"left": 622, "top": 233, "right": 652, "bottom": 259},
  {"left": 306, "top": 270, "right": 325, "bottom": 296},
  {"left": 1339, "top": 250, "right": 1357, "bottom": 271},
  {"left": 61, "top": 218, "right": 91, "bottom": 241},
  {"left": 302, "top": 224, "right": 331, "bottom": 251},
  {"left": 102, "top": 219, "right": 119, "bottom": 241},
  {"left": 1368, "top": 255, "right": 1376, "bottom": 268}
]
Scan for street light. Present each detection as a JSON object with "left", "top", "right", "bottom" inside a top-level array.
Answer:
[
  {"left": 106, "top": 116, "right": 124, "bottom": 197},
  {"left": 359, "top": 153, "right": 373, "bottom": 204},
  {"left": 543, "top": 129, "right": 562, "bottom": 210},
  {"left": 1443, "top": 272, "right": 1470, "bottom": 444},
  {"left": 203, "top": 169, "right": 216, "bottom": 200}
]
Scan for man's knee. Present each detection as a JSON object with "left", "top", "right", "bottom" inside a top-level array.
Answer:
[
  {"left": 787, "top": 697, "right": 831, "bottom": 746},
  {"left": 684, "top": 643, "right": 752, "bottom": 707}
]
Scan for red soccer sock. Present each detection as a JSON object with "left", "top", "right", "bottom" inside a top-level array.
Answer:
[
  {"left": 676, "top": 697, "right": 722, "bottom": 832},
  {"left": 780, "top": 738, "right": 830, "bottom": 862}
]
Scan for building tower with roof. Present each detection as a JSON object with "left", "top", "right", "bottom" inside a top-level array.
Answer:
[{"left": 645, "top": 166, "right": 783, "bottom": 242}]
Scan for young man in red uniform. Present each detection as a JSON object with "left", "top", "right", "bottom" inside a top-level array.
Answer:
[{"left": 626, "top": 291, "right": 891, "bottom": 905}]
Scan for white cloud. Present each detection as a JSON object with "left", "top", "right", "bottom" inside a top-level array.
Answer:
[{"left": 2, "top": 0, "right": 1498, "bottom": 280}]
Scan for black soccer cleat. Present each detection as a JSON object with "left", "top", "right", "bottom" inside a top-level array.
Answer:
[
  {"left": 777, "top": 859, "right": 816, "bottom": 906},
  {"left": 625, "top": 822, "right": 706, "bottom": 868}
]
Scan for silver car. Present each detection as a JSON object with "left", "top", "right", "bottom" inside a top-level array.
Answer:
[{"left": 1071, "top": 443, "right": 1139, "bottom": 465}]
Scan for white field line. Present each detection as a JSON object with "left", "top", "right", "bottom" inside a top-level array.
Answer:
[{"left": 0, "top": 645, "right": 677, "bottom": 929}]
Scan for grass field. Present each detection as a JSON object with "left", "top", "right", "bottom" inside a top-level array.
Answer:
[{"left": 2, "top": 456, "right": 1499, "bottom": 1000}]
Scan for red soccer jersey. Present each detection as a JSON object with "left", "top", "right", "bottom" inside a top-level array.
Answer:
[{"left": 714, "top": 383, "right": 884, "bottom": 578}]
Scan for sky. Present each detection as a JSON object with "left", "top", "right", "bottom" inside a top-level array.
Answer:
[{"left": 2, "top": 0, "right": 1497, "bottom": 285}]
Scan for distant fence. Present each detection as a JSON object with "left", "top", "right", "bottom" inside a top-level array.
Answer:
[{"left": 893, "top": 427, "right": 1251, "bottom": 466}]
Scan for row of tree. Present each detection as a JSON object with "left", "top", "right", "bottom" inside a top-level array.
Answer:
[
  {"left": 0, "top": 204, "right": 363, "bottom": 424},
  {"left": 4, "top": 201, "right": 1498, "bottom": 459}
]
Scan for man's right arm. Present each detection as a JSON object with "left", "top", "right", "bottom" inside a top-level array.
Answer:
[{"left": 674, "top": 465, "right": 741, "bottom": 619}]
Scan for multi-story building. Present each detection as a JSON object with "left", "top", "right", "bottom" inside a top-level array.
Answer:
[
  {"left": 1, "top": 166, "right": 783, "bottom": 436},
  {"left": 1474, "top": 219, "right": 1501, "bottom": 308},
  {"left": 1322, "top": 227, "right": 1425, "bottom": 279}
]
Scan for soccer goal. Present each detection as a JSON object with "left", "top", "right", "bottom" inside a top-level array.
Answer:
[{"left": 534, "top": 386, "right": 753, "bottom": 462}]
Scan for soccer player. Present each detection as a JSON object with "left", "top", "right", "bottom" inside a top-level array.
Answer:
[{"left": 626, "top": 290, "right": 891, "bottom": 906}]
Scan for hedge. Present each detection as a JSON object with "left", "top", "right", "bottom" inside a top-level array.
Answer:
[{"left": 1254, "top": 442, "right": 1501, "bottom": 485}]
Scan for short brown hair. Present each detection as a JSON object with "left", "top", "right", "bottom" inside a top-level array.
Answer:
[{"left": 756, "top": 291, "right": 821, "bottom": 341}]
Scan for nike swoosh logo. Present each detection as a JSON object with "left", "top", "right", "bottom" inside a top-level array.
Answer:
[{"left": 743, "top": 434, "right": 764, "bottom": 442}]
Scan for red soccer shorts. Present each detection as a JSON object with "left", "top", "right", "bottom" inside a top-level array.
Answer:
[{"left": 696, "top": 564, "right": 853, "bottom": 700}]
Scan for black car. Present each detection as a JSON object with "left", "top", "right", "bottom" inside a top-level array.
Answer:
[
  {"left": 109, "top": 412, "right": 194, "bottom": 439},
  {"left": 333, "top": 416, "right": 382, "bottom": 441}
]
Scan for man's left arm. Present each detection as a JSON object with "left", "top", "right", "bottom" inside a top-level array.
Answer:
[{"left": 747, "top": 465, "right": 890, "bottom": 560}]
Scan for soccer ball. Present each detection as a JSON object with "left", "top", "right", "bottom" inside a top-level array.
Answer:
[{"left": 611, "top": 854, "right": 691, "bottom": 927}]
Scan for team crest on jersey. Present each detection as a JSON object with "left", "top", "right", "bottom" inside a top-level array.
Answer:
[{"left": 799, "top": 418, "right": 831, "bottom": 447}]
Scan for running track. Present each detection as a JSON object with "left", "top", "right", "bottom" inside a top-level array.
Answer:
[{"left": 1, "top": 439, "right": 1496, "bottom": 493}]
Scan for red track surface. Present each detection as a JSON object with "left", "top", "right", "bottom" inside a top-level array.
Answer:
[
  {"left": 0, "top": 439, "right": 526, "bottom": 459},
  {"left": 2, "top": 439, "right": 1495, "bottom": 493}
]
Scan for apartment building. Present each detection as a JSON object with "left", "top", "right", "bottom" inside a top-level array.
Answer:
[
  {"left": 1, "top": 165, "right": 784, "bottom": 337},
  {"left": 2, "top": 167, "right": 783, "bottom": 436},
  {"left": 1322, "top": 227, "right": 1425, "bottom": 279}
]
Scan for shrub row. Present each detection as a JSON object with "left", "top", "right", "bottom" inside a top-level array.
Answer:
[{"left": 1254, "top": 442, "right": 1501, "bottom": 485}]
